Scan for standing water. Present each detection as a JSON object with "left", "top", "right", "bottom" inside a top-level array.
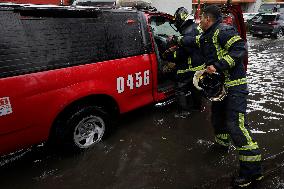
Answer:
[{"left": 0, "top": 36, "right": 284, "bottom": 189}]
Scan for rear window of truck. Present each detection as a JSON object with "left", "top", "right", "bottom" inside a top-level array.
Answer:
[
  {"left": 0, "top": 8, "right": 145, "bottom": 78},
  {"left": 259, "top": 15, "right": 277, "bottom": 21}
]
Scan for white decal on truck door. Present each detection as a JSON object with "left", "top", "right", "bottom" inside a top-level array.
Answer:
[
  {"left": 127, "top": 74, "right": 134, "bottom": 90},
  {"left": 135, "top": 72, "right": 142, "bottom": 88},
  {"left": 117, "top": 77, "right": 125, "bottom": 94},
  {"left": 0, "top": 97, "right": 12, "bottom": 117},
  {"left": 144, "top": 70, "right": 150, "bottom": 85},
  {"left": 117, "top": 70, "right": 150, "bottom": 94}
]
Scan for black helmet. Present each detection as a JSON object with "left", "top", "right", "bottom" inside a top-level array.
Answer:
[
  {"left": 193, "top": 71, "right": 227, "bottom": 101},
  {"left": 173, "top": 7, "right": 192, "bottom": 30}
]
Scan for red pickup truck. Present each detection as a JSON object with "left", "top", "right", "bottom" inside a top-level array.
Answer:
[
  {"left": 0, "top": 0, "right": 68, "bottom": 5},
  {"left": 0, "top": 3, "right": 246, "bottom": 156}
]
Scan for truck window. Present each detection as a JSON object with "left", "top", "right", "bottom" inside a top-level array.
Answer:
[
  {"left": 150, "top": 17, "right": 179, "bottom": 37},
  {"left": 104, "top": 12, "right": 145, "bottom": 59},
  {"left": 149, "top": 16, "right": 178, "bottom": 86},
  {"left": 259, "top": 4, "right": 276, "bottom": 13},
  {"left": 150, "top": 16, "right": 179, "bottom": 54},
  {"left": 0, "top": 9, "right": 144, "bottom": 79},
  {"left": 258, "top": 3, "right": 284, "bottom": 13}
]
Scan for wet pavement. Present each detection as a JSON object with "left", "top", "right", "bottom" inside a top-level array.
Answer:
[{"left": 1, "top": 35, "right": 284, "bottom": 189}]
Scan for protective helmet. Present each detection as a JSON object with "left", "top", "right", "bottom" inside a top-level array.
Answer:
[
  {"left": 193, "top": 70, "right": 227, "bottom": 101},
  {"left": 173, "top": 7, "right": 193, "bottom": 30}
]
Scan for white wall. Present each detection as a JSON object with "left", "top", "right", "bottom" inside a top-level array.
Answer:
[{"left": 151, "top": 0, "right": 192, "bottom": 15}]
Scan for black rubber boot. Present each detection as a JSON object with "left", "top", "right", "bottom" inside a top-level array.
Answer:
[
  {"left": 209, "top": 143, "right": 230, "bottom": 154},
  {"left": 233, "top": 174, "right": 264, "bottom": 188}
]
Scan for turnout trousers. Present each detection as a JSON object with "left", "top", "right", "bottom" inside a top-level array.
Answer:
[
  {"left": 175, "top": 78, "right": 192, "bottom": 112},
  {"left": 211, "top": 87, "right": 262, "bottom": 177},
  {"left": 175, "top": 78, "right": 202, "bottom": 112}
]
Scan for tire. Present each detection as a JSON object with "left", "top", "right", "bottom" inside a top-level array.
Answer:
[
  {"left": 252, "top": 33, "right": 264, "bottom": 38},
  {"left": 252, "top": 33, "right": 260, "bottom": 38},
  {"left": 276, "top": 29, "right": 284, "bottom": 39},
  {"left": 53, "top": 105, "right": 111, "bottom": 153}
]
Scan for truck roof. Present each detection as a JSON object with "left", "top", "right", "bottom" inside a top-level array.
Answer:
[{"left": 0, "top": 2, "right": 166, "bottom": 17}]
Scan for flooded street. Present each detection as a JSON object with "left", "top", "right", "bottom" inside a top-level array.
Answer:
[{"left": 1, "top": 35, "right": 284, "bottom": 189}]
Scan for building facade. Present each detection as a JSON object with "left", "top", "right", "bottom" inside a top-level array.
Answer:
[{"left": 151, "top": 0, "right": 192, "bottom": 15}]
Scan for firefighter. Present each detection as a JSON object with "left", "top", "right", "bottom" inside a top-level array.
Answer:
[
  {"left": 164, "top": 7, "right": 205, "bottom": 117},
  {"left": 171, "top": 5, "right": 263, "bottom": 187}
]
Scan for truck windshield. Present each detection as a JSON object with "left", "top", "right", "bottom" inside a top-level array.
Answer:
[
  {"left": 259, "top": 4, "right": 277, "bottom": 13},
  {"left": 150, "top": 17, "right": 180, "bottom": 37}
]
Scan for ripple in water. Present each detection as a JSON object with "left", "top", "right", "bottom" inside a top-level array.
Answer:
[{"left": 247, "top": 37, "right": 284, "bottom": 133}]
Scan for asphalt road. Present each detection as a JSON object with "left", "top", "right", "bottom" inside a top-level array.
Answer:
[{"left": 0, "top": 35, "right": 284, "bottom": 189}]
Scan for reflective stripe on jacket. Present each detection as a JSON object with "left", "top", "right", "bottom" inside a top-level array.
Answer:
[
  {"left": 176, "top": 24, "right": 204, "bottom": 75},
  {"left": 181, "top": 21, "right": 248, "bottom": 89}
]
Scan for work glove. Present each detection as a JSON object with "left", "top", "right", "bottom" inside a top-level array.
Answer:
[
  {"left": 166, "top": 35, "right": 180, "bottom": 47},
  {"left": 162, "top": 62, "right": 176, "bottom": 73},
  {"left": 162, "top": 45, "right": 178, "bottom": 61}
]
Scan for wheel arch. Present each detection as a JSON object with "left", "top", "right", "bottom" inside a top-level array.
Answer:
[{"left": 48, "top": 94, "right": 120, "bottom": 143}]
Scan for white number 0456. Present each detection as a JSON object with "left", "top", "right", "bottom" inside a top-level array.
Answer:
[{"left": 117, "top": 70, "right": 150, "bottom": 94}]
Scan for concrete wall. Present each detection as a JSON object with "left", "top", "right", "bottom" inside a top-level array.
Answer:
[{"left": 151, "top": 0, "right": 192, "bottom": 15}]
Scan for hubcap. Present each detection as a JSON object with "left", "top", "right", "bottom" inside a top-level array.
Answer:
[{"left": 73, "top": 116, "right": 105, "bottom": 148}]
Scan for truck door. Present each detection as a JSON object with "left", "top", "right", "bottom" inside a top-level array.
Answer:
[{"left": 149, "top": 16, "right": 180, "bottom": 96}]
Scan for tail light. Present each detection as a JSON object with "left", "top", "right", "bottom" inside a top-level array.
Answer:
[{"left": 268, "top": 21, "right": 277, "bottom": 25}]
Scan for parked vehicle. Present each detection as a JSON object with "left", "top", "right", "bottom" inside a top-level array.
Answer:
[
  {"left": 0, "top": 3, "right": 247, "bottom": 156},
  {"left": 243, "top": 12, "right": 258, "bottom": 22},
  {"left": 244, "top": 13, "right": 262, "bottom": 32},
  {"left": 250, "top": 13, "right": 284, "bottom": 38},
  {"left": 243, "top": 12, "right": 258, "bottom": 30}
]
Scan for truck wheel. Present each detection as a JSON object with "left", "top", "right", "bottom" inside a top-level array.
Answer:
[{"left": 55, "top": 105, "right": 110, "bottom": 152}]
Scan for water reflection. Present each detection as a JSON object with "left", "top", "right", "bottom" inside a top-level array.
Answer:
[
  {"left": 247, "top": 36, "right": 284, "bottom": 129},
  {"left": 246, "top": 37, "right": 284, "bottom": 187}
]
